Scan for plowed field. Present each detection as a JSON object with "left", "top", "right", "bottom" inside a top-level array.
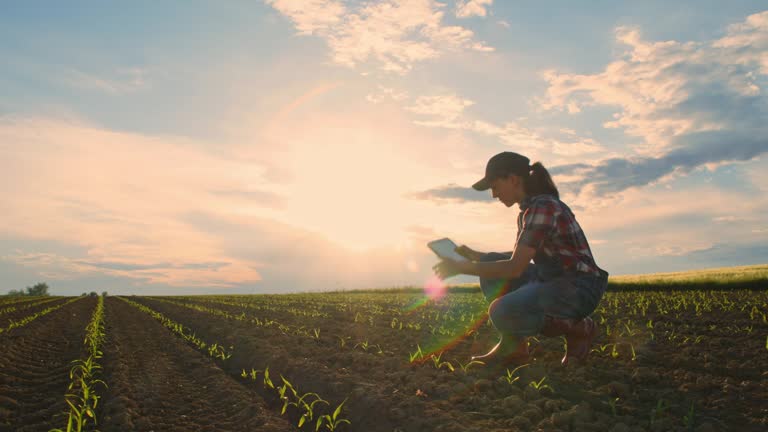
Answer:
[{"left": 0, "top": 288, "right": 766, "bottom": 432}]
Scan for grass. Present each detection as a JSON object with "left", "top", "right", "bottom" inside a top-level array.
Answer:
[{"left": 607, "top": 264, "right": 768, "bottom": 291}]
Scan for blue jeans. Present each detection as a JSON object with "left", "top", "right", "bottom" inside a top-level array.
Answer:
[{"left": 478, "top": 252, "right": 608, "bottom": 337}]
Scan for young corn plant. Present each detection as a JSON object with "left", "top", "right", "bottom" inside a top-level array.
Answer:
[
  {"left": 429, "top": 352, "right": 454, "bottom": 372},
  {"left": 52, "top": 296, "right": 106, "bottom": 432},
  {"left": 455, "top": 359, "right": 484, "bottom": 373},
  {"left": 528, "top": 376, "right": 554, "bottom": 393},
  {"left": 336, "top": 335, "right": 350, "bottom": 349},
  {"left": 649, "top": 398, "right": 668, "bottom": 428},
  {"left": 503, "top": 364, "right": 529, "bottom": 384},
  {"left": 278, "top": 376, "right": 329, "bottom": 428},
  {"left": 683, "top": 401, "right": 695, "bottom": 430},
  {"left": 316, "top": 398, "right": 351, "bottom": 432},
  {"left": 408, "top": 344, "right": 424, "bottom": 363},
  {"left": 263, "top": 366, "right": 275, "bottom": 390}
]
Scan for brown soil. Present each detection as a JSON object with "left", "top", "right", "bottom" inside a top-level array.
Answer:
[
  {"left": 0, "top": 296, "right": 95, "bottom": 432},
  {"left": 2, "top": 291, "right": 765, "bottom": 432},
  {"left": 131, "top": 293, "right": 767, "bottom": 432},
  {"left": 98, "top": 297, "right": 293, "bottom": 432},
  {"left": 0, "top": 297, "right": 71, "bottom": 327}
]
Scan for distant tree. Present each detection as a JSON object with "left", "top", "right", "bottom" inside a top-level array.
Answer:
[
  {"left": 7, "top": 282, "right": 50, "bottom": 296},
  {"left": 89, "top": 291, "right": 98, "bottom": 297},
  {"left": 101, "top": 291, "right": 108, "bottom": 297},
  {"left": 81, "top": 292, "right": 87, "bottom": 296},
  {"left": 25, "top": 282, "right": 50, "bottom": 296}
]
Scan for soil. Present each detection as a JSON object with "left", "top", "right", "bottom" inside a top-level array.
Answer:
[
  {"left": 1, "top": 290, "right": 766, "bottom": 432},
  {"left": 98, "top": 297, "right": 292, "bottom": 432},
  {"left": 0, "top": 296, "right": 95, "bottom": 432}
]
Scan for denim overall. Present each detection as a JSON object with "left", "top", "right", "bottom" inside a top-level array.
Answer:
[{"left": 478, "top": 251, "right": 609, "bottom": 337}]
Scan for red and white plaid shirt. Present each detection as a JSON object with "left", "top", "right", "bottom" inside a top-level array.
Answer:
[{"left": 515, "top": 194, "right": 602, "bottom": 276}]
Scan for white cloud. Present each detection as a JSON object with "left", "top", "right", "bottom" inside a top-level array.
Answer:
[
  {"left": 266, "top": 0, "right": 494, "bottom": 74},
  {"left": 265, "top": 0, "right": 346, "bottom": 35},
  {"left": 540, "top": 11, "right": 768, "bottom": 199},
  {"left": 540, "top": 11, "right": 768, "bottom": 156},
  {"left": 396, "top": 92, "right": 608, "bottom": 159},
  {"left": 406, "top": 94, "right": 476, "bottom": 123},
  {"left": 366, "top": 85, "right": 410, "bottom": 103},
  {"left": 455, "top": 0, "right": 493, "bottom": 18}
]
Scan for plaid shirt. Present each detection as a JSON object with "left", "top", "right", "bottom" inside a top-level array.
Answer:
[{"left": 515, "top": 194, "right": 602, "bottom": 277}]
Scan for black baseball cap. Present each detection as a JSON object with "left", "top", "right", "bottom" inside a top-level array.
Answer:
[{"left": 472, "top": 151, "right": 530, "bottom": 191}]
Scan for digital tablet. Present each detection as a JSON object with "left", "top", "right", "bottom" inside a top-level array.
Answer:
[{"left": 427, "top": 237, "right": 468, "bottom": 262}]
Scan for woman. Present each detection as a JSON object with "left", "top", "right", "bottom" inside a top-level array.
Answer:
[{"left": 432, "top": 151, "right": 609, "bottom": 367}]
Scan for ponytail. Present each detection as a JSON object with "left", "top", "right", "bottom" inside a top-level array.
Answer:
[{"left": 523, "top": 162, "right": 559, "bottom": 199}]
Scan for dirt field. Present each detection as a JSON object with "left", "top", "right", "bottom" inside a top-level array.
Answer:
[{"left": 0, "top": 287, "right": 765, "bottom": 432}]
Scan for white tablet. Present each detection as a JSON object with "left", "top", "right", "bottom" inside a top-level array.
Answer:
[{"left": 427, "top": 237, "right": 469, "bottom": 262}]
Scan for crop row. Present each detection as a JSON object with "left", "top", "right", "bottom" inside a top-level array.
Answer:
[
  {"left": 51, "top": 295, "right": 107, "bottom": 432},
  {"left": 117, "top": 296, "right": 233, "bottom": 360},
  {"left": 126, "top": 297, "right": 352, "bottom": 431},
  {"left": 0, "top": 297, "right": 82, "bottom": 335},
  {"left": 0, "top": 295, "right": 46, "bottom": 306},
  {"left": 0, "top": 296, "right": 64, "bottom": 317}
]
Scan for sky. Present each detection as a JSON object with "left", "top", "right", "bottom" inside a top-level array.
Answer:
[{"left": 1, "top": 0, "right": 767, "bottom": 295}]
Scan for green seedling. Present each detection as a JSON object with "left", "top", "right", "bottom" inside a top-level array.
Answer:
[
  {"left": 408, "top": 344, "right": 424, "bottom": 363},
  {"left": 264, "top": 366, "right": 275, "bottom": 389},
  {"left": 336, "top": 335, "right": 350, "bottom": 349},
  {"left": 683, "top": 401, "right": 695, "bottom": 430},
  {"left": 503, "top": 363, "right": 529, "bottom": 384},
  {"left": 649, "top": 398, "right": 668, "bottom": 427},
  {"left": 528, "top": 376, "right": 554, "bottom": 392},
  {"left": 316, "top": 398, "right": 351, "bottom": 432},
  {"left": 354, "top": 340, "right": 370, "bottom": 351},
  {"left": 429, "top": 352, "right": 454, "bottom": 372},
  {"left": 455, "top": 359, "right": 484, "bottom": 373}
]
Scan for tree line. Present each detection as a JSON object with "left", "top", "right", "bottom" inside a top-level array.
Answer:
[{"left": 5, "top": 282, "right": 108, "bottom": 297}]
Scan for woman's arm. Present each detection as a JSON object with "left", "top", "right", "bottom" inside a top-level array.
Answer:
[
  {"left": 436, "top": 245, "right": 534, "bottom": 280},
  {"left": 467, "top": 245, "right": 535, "bottom": 279}
]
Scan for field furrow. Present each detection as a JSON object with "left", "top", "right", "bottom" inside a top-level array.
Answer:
[
  {"left": 0, "top": 297, "right": 95, "bottom": 432},
  {"left": 97, "top": 297, "right": 293, "bottom": 432}
]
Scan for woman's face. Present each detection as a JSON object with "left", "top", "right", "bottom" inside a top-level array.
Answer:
[{"left": 490, "top": 174, "right": 524, "bottom": 207}]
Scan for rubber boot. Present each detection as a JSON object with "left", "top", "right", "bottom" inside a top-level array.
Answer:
[
  {"left": 471, "top": 335, "right": 530, "bottom": 367},
  {"left": 540, "top": 315, "right": 598, "bottom": 366}
]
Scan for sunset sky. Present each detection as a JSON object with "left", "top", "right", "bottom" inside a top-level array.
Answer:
[{"left": 1, "top": 1, "right": 767, "bottom": 295}]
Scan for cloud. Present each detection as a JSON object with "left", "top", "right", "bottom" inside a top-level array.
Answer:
[
  {"left": 397, "top": 91, "right": 608, "bottom": 159},
  {"left": 0, "top": 116, "right": 276, "bottom": 288},
  {"left": 366, "top": 85, "right": 410, "bottom": 103},
  {"left": 266, "top": 0, "right": 494, "bottom": 74},
  {"left": 540, "top": 10, "right": 768, "bottom": 197},
  {"left": 554, "top": 131, "right": 768, "bottom": 196},
  {"left": 264, "top": 0, "right": 346, "bottom": 35},
  {"left": 405, "top": 183, "right": 494, "bottom": 203},
  {"left": 455, "top": 0, "right": 493, "bottom": 18},
  {"left": 0, "top": 110, "right": 499, "bottom": 293},
  {"left": 366, "top": 84, "right": 608, "bottom": 161},
  {"left": 405, "top": 94, "right": 476, "bottom": 125}
]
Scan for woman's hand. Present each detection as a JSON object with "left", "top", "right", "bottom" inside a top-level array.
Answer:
[
  {"left": 454, "top": 244, "right": 483, "bottom": 261},
  {"left": 432, "top": 257, "right": 470, "bottom": 280}
]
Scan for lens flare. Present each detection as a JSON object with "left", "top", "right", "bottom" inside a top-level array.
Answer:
[{"left": 423, "top": 275, "right": 447, "bottom": 300}]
